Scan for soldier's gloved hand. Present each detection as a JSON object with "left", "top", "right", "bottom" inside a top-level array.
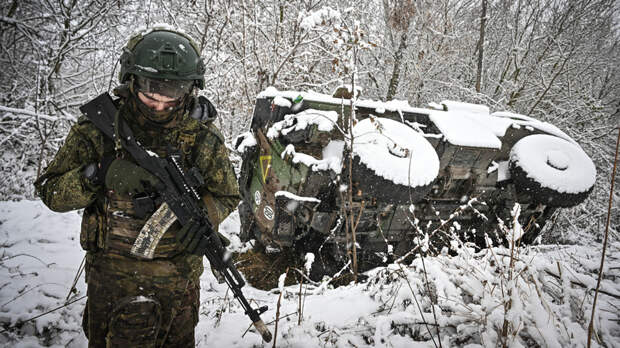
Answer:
[
  {"left": 104, "top": 158, "right": 161, "bottom": 196},
  {"left": 176, "top": 219, "right": 209, "bottom": 256}
]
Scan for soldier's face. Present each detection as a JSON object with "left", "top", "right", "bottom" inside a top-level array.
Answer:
[{"left": 137, "top": 91, "right": 180, "bottom": 111}]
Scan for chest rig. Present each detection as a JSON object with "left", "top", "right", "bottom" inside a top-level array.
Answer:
[{"left": 102, "top": 104, "right": 201, "bottom": 259}]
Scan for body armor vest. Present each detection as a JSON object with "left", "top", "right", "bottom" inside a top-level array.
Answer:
[{"left": 102, "top": 105, "right": 198, "bottom": 259}]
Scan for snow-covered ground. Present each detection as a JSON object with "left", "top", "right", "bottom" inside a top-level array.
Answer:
[{"left": 1, "top": 200, "right": 619, "bottom": 347}]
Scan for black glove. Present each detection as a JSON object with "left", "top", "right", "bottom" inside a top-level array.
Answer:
[
  {"left": 104, "top": 158, "right": 161, "bottom": 196},
  {"left": 176, "top": 219, "right": 209, "bottom": 255}
]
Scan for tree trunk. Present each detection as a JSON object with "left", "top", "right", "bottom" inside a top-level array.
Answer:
[
  {"left": 475, "top": 0, "right": 487, "bottom": 93},
  {"left": 386, "top": 31, "right": 407, "bottom": 101}
]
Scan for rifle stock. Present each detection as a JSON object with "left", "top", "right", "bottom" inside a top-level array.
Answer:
[{"left": 80, "top": 93, "right": 272, "bottom": 342}]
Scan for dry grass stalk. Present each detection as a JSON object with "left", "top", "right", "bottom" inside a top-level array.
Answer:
[
  {"left": 272, "top": 267, "right": 289, "bottom": 348},
  {"left": 587, "top": 127, "right": 620, "bottom": 347}
]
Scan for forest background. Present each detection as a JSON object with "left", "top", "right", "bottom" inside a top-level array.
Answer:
[{"left": 0, "top": 0, "right": 618, "bottom": 245}]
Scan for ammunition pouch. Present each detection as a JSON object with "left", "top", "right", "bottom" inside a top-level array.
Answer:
[
  {"left": 105, "top": 192, "right": 182, "bottom": 259},
  {"left": 80, "top": 204, "right": 105, "bottom": 252},
  {"left": 106, "top": 296, "right": 162, "bottom": 348}
]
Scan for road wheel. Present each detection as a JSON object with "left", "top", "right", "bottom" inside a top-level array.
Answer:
[
  {"left": 351, "top": 117, "right": 439, "bottom": 204},
  {"left": 509, "top": 134, "right": 596, "bottom": 208}
]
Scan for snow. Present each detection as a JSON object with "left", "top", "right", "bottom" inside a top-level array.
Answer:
[
  {"left": 487, "top": 160, "right": 511, "bottom": 182},
  {"left": 491, "top": 111, "right": 577, "bottom": 145},
  {"left": 1, "top": 200, "right": 619, "bottom": 347},
  {"left": 274, "top": 191, "right": 320, "bottom": 203},
  {"left": 429, "top": 105, "right": 582, "bottom": 149},
  {"left": 352, "top": 117, "right": 439, "bottom": 187},
  {"left": 272, "top": 96, "right": 292, "bottom": 108},
  {"left": 441, "top": 100, "right": 490, "bottom": 115},
  {"left": 487, "top": 160, "right": 499, "bottom": 174},
  {"left": 259, "top": 88, "right": 582, "bottom": 151},
  {"left": 322, "top": 140, "right": 345, "bottom": 171},
  {"left": 127, "top": 23, "right": 193, "bottom": 44},
  {"left": 304, "top": 253, "right": 315, "bottom": 274},
  {"left": 546, "top": 149, "right": 570, "bottom": 170},
  {"left": 277, "top": 272, "right": 287, "bottom": 293},
  {"left": 429, "top": 103, "right": 505, "bottom": 149},
  {"left": 281, "top": 144, "right": 343, "bottom": 173},
  {"left": 267, "top": 108, "right": 338, "bottom": 139},
  {"left": 510, "top": 134, "right": 597, "bottom": 193},
  {"left": 258, "top": 87, "right": 431, "bottom": 117},
  {"left": 298, "top": 7, "right": 340, "bottom": 31},
  {"left": 234, "top": 131, "right": 257, "bottom": 154},
  {"left": 427, "top": 100, "right": 581, "bottom": 150},
  {"left": 497, "top": 161, "right": 511, "bottom": 181},
  {"left": 0, "top": 200, "right": 87, "bottom": 347}
]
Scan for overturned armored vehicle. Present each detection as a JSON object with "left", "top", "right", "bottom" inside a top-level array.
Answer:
[{"left": 235, "top": 87, "right": 596, "bottom": 277}]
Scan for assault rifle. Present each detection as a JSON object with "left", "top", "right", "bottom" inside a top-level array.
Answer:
[{"left": 80, "top": 93, "right": 272, "bottom": 342}]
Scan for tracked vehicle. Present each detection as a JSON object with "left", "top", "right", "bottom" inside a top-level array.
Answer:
[{"left": 235, "top": 87, "right": 596, "bottom": 278}]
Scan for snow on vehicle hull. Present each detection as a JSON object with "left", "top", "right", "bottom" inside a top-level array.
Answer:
[{"left": 236, "top": 88, "right": 596, "bottom": 279}]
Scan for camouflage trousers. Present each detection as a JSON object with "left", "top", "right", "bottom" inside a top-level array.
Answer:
[{"left": 82, "top": 253, "right": 200, "bottom": 348}]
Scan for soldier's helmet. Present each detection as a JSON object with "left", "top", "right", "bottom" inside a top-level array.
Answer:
[{"left": 119, "top": 26, "right": 205, "bottom": 100}]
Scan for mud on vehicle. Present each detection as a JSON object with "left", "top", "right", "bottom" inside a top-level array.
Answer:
[{"left": 235, "top": 87, "right": 596, "bottom": 280}]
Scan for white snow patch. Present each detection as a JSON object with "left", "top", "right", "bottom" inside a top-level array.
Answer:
[
  {"left": 304, "top": 253, "right": 315, "bottom": 274},
  {"left": 272, "top": 95, "right": 292, "bottom": 108},
  {"left": 429, "top": 104, "right": 579, "bottom": 149},
  {"left": 275, "top": 191, "right": 320, "bottom": 203},
  {"left": 126, "top": 23, "right": 194, "bottom": 45},
  {"left": 352, "top": 117, "right": 439, "bottom": 187},
  {"left": 322, "top": 140, "right": 345, "bottom": 172},
  {"left": 267, "top": 108, "right": 338, "bottom": 139},
  {"left": 281, "top": 143, "right": 343, "bottom": 173},
  {"left": 0, "top": 200, "right": 87, "bottom": 347},
  {"left": 233, "top": 131, "right": 257, "bottom": 154},
  {"left": 497, "top": 161, "right": 511, "bottom": 181},
  {"left": 298, "top": 7, "right": 340, "bottom": 31},
  {"left": 441, "top": 100, "right": 490, "bottom": 115},
  {"left": 258, "top": 87, "right": 431, "bottom": 117},
  {"left": 258, "top": 88, "right": 583, "bottom": 151},
  {"left": 1, "top": 200, "right": 619, "bottom": 347},
  {"left": 492, "top": 111, "right": 577, "bottom": 144},
  {"left": 429, "top": 103, "right": 504, "bottom": 149},
  {"left": 217, "top": 210, "right": 253, "bottom": 253},
  {"left": 428, "top": 102, "right": 444, "bottom": 110},
  {"left": 510, "top": 134, "right": 596, "bottom": 193},
  {"left": 277, "top": 272, "right": 287, "bottom": 292}
]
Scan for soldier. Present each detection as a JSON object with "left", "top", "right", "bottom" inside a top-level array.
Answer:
[{"left": 34, "top": 27, "right": 240, "bottom": 347}]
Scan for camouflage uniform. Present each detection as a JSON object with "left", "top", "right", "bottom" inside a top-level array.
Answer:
[{"left": 35, "top": 90, "right": 240, "bottom": 347}]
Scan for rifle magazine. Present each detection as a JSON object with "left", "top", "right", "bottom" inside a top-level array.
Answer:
[{"left": 131, "top": 202, "right": 177, "bottom": 259}]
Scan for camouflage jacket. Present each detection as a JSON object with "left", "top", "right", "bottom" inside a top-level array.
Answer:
[{"left": 34, "top": 93, "right": 240, "bottom": 282}]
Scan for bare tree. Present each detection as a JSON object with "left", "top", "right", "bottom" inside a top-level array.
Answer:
[{"left": 475, "top": 0, "right": 487, "bottom": 92}]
